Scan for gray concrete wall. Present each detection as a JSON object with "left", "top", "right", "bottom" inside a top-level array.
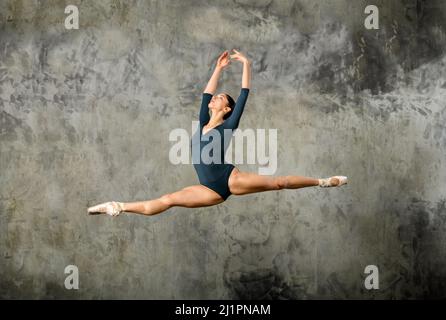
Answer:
[{"left": 1, "top": 0, "right": 446, "bottom": 299}]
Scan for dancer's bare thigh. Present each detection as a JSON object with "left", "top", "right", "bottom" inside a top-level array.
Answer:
[
  {"left": 228, "top": 167, "right": 279, "bottom": 195},
  {"left": 169, "top": 185, "right": 225, "bottom": 207}
]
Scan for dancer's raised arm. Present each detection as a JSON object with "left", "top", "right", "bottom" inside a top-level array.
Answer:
[
  {"left": 230, "top": 49, "right": 251, "bottom": 89},
  {"left": 203, "top": 50, "right": 231, "bottom": 94},
  {"left": 224, "top": 50, "right": 251, "bottom": 129},
  {"left": 200, "top": 51, "right": 231, "bottom": 124}
]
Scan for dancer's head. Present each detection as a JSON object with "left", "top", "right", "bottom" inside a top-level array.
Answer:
[{"left": 209, "top": 93, "right": 235, "bottom": 120}]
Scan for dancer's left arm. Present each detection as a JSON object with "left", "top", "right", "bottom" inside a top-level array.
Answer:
[{"left": 225, "top": 50, "right": 251, "bottom": 129}]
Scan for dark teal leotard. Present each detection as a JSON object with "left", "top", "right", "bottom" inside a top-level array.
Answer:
[{"left": 191, "top": 88, "right": 250, "bottom": 200}]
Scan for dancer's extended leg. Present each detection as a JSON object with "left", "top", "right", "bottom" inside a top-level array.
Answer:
[
  {"left": 88, "top": 185, "right": 224, "bottom": 216},
  {"left": 228, "top": 168, "right": 345, "bottom": 196}
]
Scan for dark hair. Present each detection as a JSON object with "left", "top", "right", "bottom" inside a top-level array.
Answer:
[{"left": 223, "top": 94, "right": 235, "bottom": 120}]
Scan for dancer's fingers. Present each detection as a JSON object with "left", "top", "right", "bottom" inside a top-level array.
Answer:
[{"left": 218, "top": 50, "right": 228, "bottom": 60}]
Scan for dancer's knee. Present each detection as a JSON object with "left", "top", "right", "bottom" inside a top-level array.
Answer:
[
  {"left": 159, "top": 193, "right": 174, "bottom": 207},
  {"left": 275, "top": 176, "right": 289, "bottom": 190}
]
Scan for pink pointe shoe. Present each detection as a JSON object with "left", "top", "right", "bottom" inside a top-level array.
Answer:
[
  {"left": 318, "top": 176, "right": 348, "bottom": 188},
  {"left": 87, "top": 201, "right": 124, "bottom": 217}
]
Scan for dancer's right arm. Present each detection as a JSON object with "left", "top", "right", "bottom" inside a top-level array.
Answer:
[
  {"left": 200, "top": 67, "right": 221, "bottom": 125},
  {"left": 200, "top": 51, "right": 230, "bottom": 124},
  {"left": 203, "top": 51, "right": 230, "bottom": 94}
]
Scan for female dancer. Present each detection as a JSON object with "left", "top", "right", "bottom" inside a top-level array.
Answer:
[{"left": 88, "top": 49, "right": 347, "bottom": 217}]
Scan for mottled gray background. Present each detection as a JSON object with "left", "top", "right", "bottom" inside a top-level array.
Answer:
[{"left": 1, "top": 0, "right": 445, "bottom": 299}]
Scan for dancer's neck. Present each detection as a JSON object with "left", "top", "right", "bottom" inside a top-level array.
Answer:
[{"left": 207, "top": 114, "right": 224, "bottom": 128}]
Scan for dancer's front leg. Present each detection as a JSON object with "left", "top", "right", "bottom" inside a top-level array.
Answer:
[
  {"left": 228, "top": 168, "right": 346, "bottom": 196},
  {"left": 88, "top": 185, "right": 224, "bottom": 216}
]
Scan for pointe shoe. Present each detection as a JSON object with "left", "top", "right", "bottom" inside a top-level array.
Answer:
[
  {"left": 318, "top": 176, "right": 348, "bottom": 188},
  {"left": 87, "top": 201, "right": 124, "bottom": 217}
]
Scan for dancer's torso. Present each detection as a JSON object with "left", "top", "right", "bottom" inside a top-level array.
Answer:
[{"left": 190, "top": 123, "right": 234, "bottom": 183}]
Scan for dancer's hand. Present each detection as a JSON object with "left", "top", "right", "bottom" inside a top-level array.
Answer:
[
  {"left": 216, "top": 50, "right": 231, "bottom": 69},
  {"left": 230, "top": 49, "right": 249, "bottom": 64}
]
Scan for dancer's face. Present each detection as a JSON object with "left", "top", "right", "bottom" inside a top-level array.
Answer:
[{"left": 209, "top": 93, "right": 231, "bottom": 116}]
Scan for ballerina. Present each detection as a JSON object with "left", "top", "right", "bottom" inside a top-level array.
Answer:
[{"left": 88, "top": 49, "right": 347, "bottom": 217}]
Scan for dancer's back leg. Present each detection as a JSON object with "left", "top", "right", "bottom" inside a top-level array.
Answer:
[
  {"left": 88, "top": 185, "right": 224, "bottom": 216},
  {"left": 228, "top": 168, "right": 340, "bottom": 196}
]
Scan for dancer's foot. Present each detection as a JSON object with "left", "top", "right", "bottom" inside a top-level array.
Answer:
[
  {"left": 87, "top": 201, "right": 124, "bottom": 217},
  {"left": 318, "top": 176, "right": 348, "bottom": 188}
]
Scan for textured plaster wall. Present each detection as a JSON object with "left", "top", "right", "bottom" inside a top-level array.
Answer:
[{"left": 1, "top": 0, "right": 446, "bottom": 299}]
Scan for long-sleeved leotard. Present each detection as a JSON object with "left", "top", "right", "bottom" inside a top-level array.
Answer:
[{"left": 191, "top": 88, "right": 250, "bottom": 200}]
